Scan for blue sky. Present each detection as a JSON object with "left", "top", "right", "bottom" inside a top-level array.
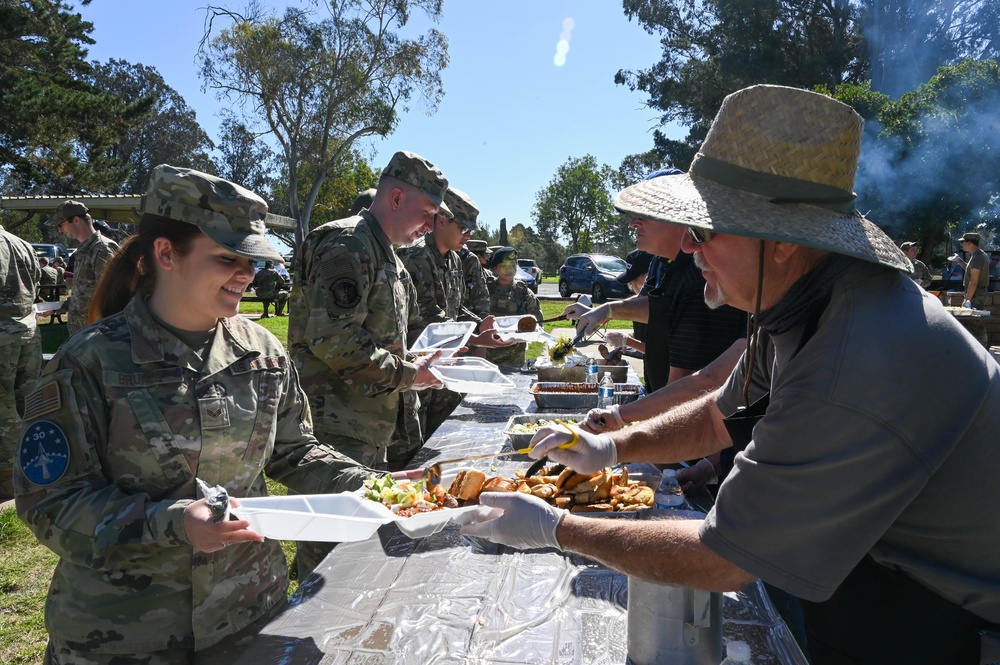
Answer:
[{"left": 78, "top": 1, "right": 683, "bottom": 235}]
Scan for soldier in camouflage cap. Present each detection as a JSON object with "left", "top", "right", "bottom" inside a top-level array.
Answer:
[
  {"left": 143, "top": 164, "right": 285, "bottom": 264},
  {"left": 397, "top": 187, "right": 510, "bottom": 441},
  {"left": 51, "top": 199, "right": 119, "bottom": 334},
  {"left": 16, "top": 165, "right": 380, "bottom": 664},
  {"left": 485, "top": 246, "right": 542, "bottom": 367},
  {"left": 287, "top": 151, "right": 449, "bottom": 575}
]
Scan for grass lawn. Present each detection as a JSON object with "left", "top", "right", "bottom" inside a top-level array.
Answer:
[{"left": 2, "top": 296, "right": 628, "bottom": 661}]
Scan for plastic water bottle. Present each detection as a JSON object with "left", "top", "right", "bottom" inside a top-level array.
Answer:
[
  {"left": 585, "top": 356, "right": 598, "bottom": 384},
  {"left": 720, "top": 640, "right": 751, "bottom": 664},
  {"left": 597, "top": 372, "right": 615, "bottom": 407},
  {"left": 654, "top": 468, "right": 685, "bottom": 510}
]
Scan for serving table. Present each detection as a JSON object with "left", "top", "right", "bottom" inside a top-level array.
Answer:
[{"left": 233, "top": 369, "right": 807, "bottom": 664}]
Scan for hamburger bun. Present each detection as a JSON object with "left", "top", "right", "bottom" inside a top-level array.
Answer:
[{"left": 450, "top": 469, "right": 486, "bottom": 501}]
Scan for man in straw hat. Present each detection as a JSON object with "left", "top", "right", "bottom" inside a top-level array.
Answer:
[
  {"left": 462, "top": 85, "right": 1000, "bottom": 663},
  {"left": 287, "top": 150, "right": 447, "bottom": 575}
]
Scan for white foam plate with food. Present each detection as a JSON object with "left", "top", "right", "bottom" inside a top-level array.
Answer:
[
  {"left": 492, "top": 315, "right": 558, "bottom": 344},
  {"left": 232, "top": 469, "right": 497, "bottom": 542},
  {"left": 409, "top": 321, "right": 477, "bottom": 358},
  {"left": 429, "top": 357, "right": 516, "bottom": 394}
]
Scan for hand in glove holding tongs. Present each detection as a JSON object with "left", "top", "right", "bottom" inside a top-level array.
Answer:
[
  {"left": 561, "top": 301, "right": 613, "bottom": 338},
  {"left": 527, "top": 423, "right": 618, "bottom": 475}
]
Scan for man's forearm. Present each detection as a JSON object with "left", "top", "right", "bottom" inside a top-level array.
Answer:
[
  {"left": 606, "top": 295, "right": 649, "bottom": 324},
  {"left": 557, "top": 514, "right": 755, "bottom": 592},
  {"left": 615, "top": 392, "right": 727, "bottom": 464},
  {"left": 619, "top": 340, "right": 744, "bottom": 423}
]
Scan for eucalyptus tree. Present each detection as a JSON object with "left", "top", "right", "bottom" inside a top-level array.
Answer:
[{"left": 199, "top": 0, "right": 448, "bottom": 249}]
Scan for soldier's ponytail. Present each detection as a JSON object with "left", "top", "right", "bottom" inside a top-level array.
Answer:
[{"left": 89, "top": 215, "right": 201, "bottom": 322}]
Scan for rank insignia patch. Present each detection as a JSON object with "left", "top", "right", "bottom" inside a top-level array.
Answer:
[{"left": 19, "top": 420, "right": 70, "bottom": 486}]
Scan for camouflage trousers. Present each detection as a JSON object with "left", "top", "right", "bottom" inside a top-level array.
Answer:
[
  {"left": 44, "top": 596, "right": 285, "bottom": 665},
  {"left": 0, "top": 329, "right": 42, "bottom": 499}
]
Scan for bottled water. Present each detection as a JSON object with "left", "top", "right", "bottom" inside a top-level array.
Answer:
[
  {"left": 585, "top": 356, "right": 598, "bottom": 384},
  {"left": 654, "top": 468, "right": 685, "bottom": 509},
  {"left": 720, "top": 640, "right": 751, "bottom": 664},
  {"left": 597, "top": 372, "right": 615, "bottom": 408}
]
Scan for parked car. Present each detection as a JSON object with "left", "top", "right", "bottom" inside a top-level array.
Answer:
[
  {"left": 32, "top": 243, "right": 71, "bottom": 262},
  {"left": 558, "top": 253, "right": 630, "bottom": 302},
  {"left": 517, "top": 258, "right": 542, "bottom": 292}
]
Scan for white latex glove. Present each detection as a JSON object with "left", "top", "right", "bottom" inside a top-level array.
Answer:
[
  {"left": 560, "top": 302, "right": 592, "bottom": 320},
  {"left": 579, "top": 404, "right": 627, "bottom": 434},
  {"left": 963, "top": 300, "right": 973, "bottom": 308},
  {"left": 576, "top": 303, "right": 612, "bottom": 337},
  {"left": 605, "top": 331, "right": 628, "bottom": 348},
  {"left": 528, "top": 424, "right": 617, "bottom": 474},
  {"left": 460, "top": 492, "right": 566, "bottom": 550}
]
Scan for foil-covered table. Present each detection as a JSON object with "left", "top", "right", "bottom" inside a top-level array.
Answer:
[{"left": 233, "top": 369, "right": 808, "bottom": 664}]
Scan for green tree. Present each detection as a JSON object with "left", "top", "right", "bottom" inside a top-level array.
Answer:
[
  {"left": 0, "top": 0, "right": 142, "bottom": 193},
  {"left": 616, "top": 1, "right": 1000, "bottom": 169},
  {"left": 533, "top": 155, "right": 618, "bottom": 255},
  {"left": 617, "top": 0, "right": 863, "bottom": 169},
  {"left": 215, "top": 114, "right": 278, "bottom": 198},
  {"left": 199, "top": 0, "right": 448, "bottom": 249},
  {"left": 89, "top": 59, "right": 216, "bottom": 194},
  {"left": 828, "top": 59, "right": 1000, "bottom": 264}
]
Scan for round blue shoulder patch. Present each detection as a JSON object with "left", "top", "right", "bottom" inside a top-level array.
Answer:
[{"left": 19, "top": 420, "right": 71, "bottom": 486}]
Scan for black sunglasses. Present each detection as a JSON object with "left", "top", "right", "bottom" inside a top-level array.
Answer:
[{"left": 685, "top": 226, "right": 715, "bottom": 244}]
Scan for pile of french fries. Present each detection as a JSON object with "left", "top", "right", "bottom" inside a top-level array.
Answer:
[{"left": 511, "top": 466, "right": 654, "bottom": 513}]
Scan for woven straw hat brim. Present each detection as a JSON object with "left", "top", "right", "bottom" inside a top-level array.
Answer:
[{"left": 614, "top": 173, "right": 911, "bottom": 272}]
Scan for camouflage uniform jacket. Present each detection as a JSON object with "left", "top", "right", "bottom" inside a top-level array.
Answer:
[
  {"left": 251, "top": 266, "right": 287, "bottom": 299},
  {"left": 65, "top": 231, "right": 119, "bottom": 334},
  {"left": 39, "top": 265, "right": 58, "bottom": 286},
  {"left": 0, "top": 226, "right": 40, "bottom": 343},
  {"left": 14, "top": 295, "right": 372, "bottom": 653},
  {"left": 486, "top": 279, "right": 542, "bottom": 366},
  {"left": 398, "top": 237, "right": 479, "bottom": 338},
  {"left": 461, "top": 248, "right": 491, "bottom": 319},
  {"left": 287, "top": 210, "right": 421, "bottom": 448}
]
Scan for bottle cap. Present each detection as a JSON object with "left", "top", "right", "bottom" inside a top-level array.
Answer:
[
  {"left": 726, "top": 640, "right": 751, "bottom": 662},
  {"left": 662, "top": 468, "right": 676, "bottom": 477},
  {"left": 602, "top": 371, "right": 611, "bottom": 378}
]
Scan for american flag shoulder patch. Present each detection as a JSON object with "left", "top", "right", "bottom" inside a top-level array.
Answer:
[{"left": 23, "top": 382, "right": 61, "bottom": 421}]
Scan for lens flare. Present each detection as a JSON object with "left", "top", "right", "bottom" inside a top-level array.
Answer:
[{"left": 554, "top": 17, "right": 574, "bottom": 67}]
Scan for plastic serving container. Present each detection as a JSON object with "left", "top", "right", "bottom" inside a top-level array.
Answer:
[
  {"left": 492, "top": 315, "right": 558, "bottom": 344},
  {"left": 409, "top": 321, "right": 477, "bottom": 358},
  {"left": 503, "top": 412, "right": 587, "bottom": 448},
  {"left": 232, "top": 468, "right": 498, "bottom": 542},
  {"left": 430, "top": 357, "right": 515, "bottom": 394}
]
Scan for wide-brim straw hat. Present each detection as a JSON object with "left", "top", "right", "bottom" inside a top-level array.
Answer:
[{"left": 613, "top": 85, "right": 909, "bottom": 271}]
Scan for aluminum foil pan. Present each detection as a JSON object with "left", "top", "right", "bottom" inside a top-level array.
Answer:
[{"left": 529, "top": 381, "right": 641, "bottom": 410}]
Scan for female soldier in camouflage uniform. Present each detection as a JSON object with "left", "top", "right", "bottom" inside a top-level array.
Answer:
[
  {"left": 485, "top": 246, "right": 542, "bottom": 367},
  {"left": 14, "top": 165, "right": 379, "bottom": 665}
]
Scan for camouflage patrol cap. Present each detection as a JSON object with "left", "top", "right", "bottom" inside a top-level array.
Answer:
[
  {"left": 380, "top": 150, "right": 449, "bottom": 208},
  {"left": 48, "top": 200, "right": 89, "bottom": 227},
  {"left": 443, "top": 188, "right": 480, "bottom": 232},
  {"left": 466, "top": 239, "right": 490, "bottom": 255},
  {"left": 141, "top": 164, "right": 284, "bottom": 263},
  {"left": 489, "top": 246, "right": 518, "bottom": 269}
]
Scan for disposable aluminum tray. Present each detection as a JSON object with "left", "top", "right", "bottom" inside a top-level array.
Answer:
[
  {"left": 529, "top": 381, "right": 641, "bottom": 410},
  {"left": 503, "top": 412, "right": 587, "bottom": 448},
  {"left": 536, "top": 363, "right": 628, "bottom": 383}
]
